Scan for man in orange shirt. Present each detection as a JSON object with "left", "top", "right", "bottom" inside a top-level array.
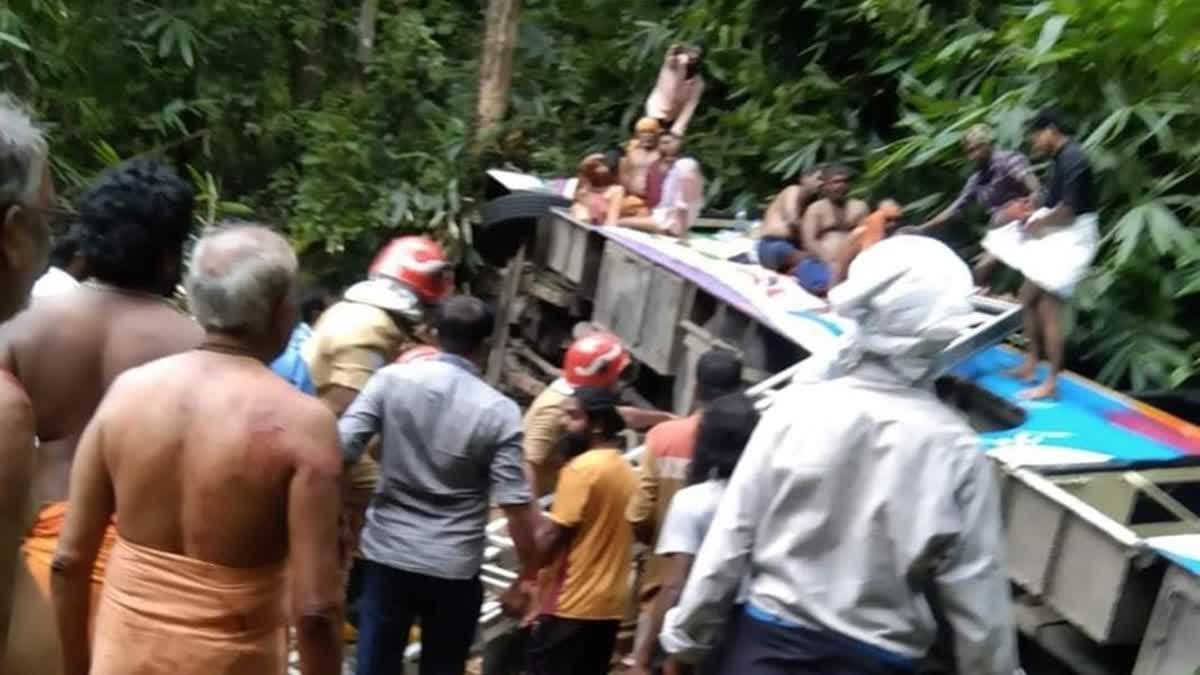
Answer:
[
  {"left": 528, "top": 387, "right": 637, "bottom": 675},
  {"left": 625, "top": 349, "right": 743, "bottom": 664}
]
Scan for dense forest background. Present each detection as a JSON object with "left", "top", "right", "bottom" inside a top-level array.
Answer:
[{"left": 2, "top": 0, "right": 1198, "bottom": 390}]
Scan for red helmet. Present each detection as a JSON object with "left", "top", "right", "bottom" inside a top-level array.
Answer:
[
  {"left": 370, "top": 236, "right": 453, "bottom": 305},
  {"left": 395, "top": 345, "right": 440, "bottom": 365},
  {"left": 562, "top": 332, "right": 633, "bottom": 390}
]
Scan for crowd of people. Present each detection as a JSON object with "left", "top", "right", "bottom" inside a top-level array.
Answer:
[
  {"left": 569, "top": 43, "right": 1098, "bottom": 401},
  {"left": 0, "top": 38, "right": 1101, "bottom": 674}
]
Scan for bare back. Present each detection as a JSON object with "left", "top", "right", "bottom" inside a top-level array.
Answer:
[
  {"left": 0, "top": 285, "right": 203, "bottom": 503},
  {"left": 96, "top": 351, "right": 338, "bottom": 568},
  {"left": 761, "top": 185, "right": 805, "bottom": 240}
]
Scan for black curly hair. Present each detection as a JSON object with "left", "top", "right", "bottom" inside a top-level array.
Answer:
[
  {"left": 77, "top": 158, "right": 194, "bottom": 294},
  {"left": 687, "top": 393, "right": 759, "bottom": 485}
]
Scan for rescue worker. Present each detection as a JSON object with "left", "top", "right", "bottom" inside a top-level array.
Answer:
[
  {"left": 661, "top": 235, "right": 1020, "bottom": 674},
  {"left": 523, "top": 331, "right": 674, "bottom": 498},
  {"left": 302, "top": 235, "right": 453, "bottom": 637},
  {"left": 983, "top": 109, "right": 1099, "bottom": 400},
  {"left": 914, "top": 124, "right": 1041, "bottom": 286},
  {"left": 52, "top": 224, "right": 343, "bottom": 675},
  {"left": 526, "top": 387, "right": 638, "bottom": 675},
  {"left": 339, "top": 295, "right": 542, "bottom": 675},
  {"left": 1, "top": 158, "right": 203, "bottom": 675},
  {"left": 0, "top": 96, "right": 53, "bottom": 672}
]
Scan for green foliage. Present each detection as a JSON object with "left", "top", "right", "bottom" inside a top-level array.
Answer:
[{"left": 4, "top": 0, "right": 1199, "bottom": 388}]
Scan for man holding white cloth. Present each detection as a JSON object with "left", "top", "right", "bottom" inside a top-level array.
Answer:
[
  {"left": 660, "top": 235, "right": 1020, "bottom": 674},
  {"left": 982, "top": 108, "right": 1100, "bottom": 400}
]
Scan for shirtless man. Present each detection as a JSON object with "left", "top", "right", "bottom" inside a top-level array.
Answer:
[
  {"left": 620, "top": 117, "right": 663, "bottom": 202},
  {"left": 0, "top": 158, "right": 202, "bottom": 674},
  {"left": 756, "top": 169, "right": 823, "bottom": 273},
  {"left": 0, "top": 97, "right": 53, "bottom": 671},
  {"left": 52, "top": 225, "right": 342, "bottom": 675},
  {"left": 800, "top": 164, "right": 870, "bottom": 267}
]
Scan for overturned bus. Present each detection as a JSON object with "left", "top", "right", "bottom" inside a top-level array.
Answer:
[{"left": 408, "top": 170, "right": 1200, "bottom": 675}]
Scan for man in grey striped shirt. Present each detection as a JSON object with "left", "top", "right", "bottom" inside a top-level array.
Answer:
[{"left": 340, "top": 295, "right": 541, "bottom": 675}]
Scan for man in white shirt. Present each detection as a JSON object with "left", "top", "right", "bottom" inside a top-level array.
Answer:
[{"left": 661, "top": 235, "right": 1020, "bottom": 674}]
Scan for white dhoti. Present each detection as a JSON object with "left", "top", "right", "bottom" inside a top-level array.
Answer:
[{"left": 982, "top": 208, "right": 1099, "bottom": 298}]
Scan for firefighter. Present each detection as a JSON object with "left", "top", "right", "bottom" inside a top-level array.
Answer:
[
  {"left": 301, "top": 235, "right": 452, "bottom": 639},
  {"left": 523, "top": 332, "right": 674, "bottom": 498}
]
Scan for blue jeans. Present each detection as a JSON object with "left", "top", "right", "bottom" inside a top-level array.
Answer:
[
  {"left": 356, "top": 560, "right": 483, "bottom": 675},
  {"left": 757, "top": 236, "right": 802, "bottom": 272}
]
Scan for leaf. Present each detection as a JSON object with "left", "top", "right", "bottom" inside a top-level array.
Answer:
[
  {"left": 0, "top": 30, "right": 31, "bottom": 51},
  {"left": 1034, "top": 15, "right": 1069, "bottom": 57}
]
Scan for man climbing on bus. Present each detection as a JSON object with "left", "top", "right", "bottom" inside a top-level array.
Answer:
[{"left": 981, "top": 109, "right": 1099, "bottom": 400}]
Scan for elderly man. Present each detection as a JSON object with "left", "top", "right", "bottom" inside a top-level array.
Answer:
[
  {"left": 661, "top": 235, "right": 1019, "bottom": 674},
  {"left": 982, "top": 109, "right": 1100, "bottom": 400},
  {"left": 52, "top": 225, "right": 343, "bottom": 675},
  {"left": 916, "top": 124, "right": 1041, "bottom": 285},
  {"left": 0, "top": 157, "right": 201, "bottom": 675},
  {"left": 0, "top": 96, "right": 53, "bottom": 672}
]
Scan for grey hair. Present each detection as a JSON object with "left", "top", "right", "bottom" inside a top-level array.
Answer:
[
  {"left": 963, "top": 123, "right": 994, "bottom": 146},
  {"left": 0, "top": 95, "right": 49, "bottom": 205},
  {"left": 185, "top": 223, "right": 298, "bottom": 335}
]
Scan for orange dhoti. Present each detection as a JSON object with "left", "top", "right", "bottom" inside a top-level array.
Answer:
[
  {"left": 21, "top": 502, "right": 116, "bottom": 627},
  {"left": 90, "top": 537, "right": 287, "bottom": 675}
]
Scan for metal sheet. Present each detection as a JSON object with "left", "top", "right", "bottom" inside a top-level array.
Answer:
[
  {"left": 637, "top": 268, "right": 691, "bottom": 374},
  {"left": 1133, "top": 565, "right": 1200, "bottom": 675},
  {"left": 593, "top": 243, "right": 651, "bottom": 349},
  {"left": 1003, "top": 475, "right": 1067, "bottom": 596}
]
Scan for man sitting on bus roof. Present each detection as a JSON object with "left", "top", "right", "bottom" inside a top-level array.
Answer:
[{"left": 756, "top": 168, "right": 824, "bottom": 274}]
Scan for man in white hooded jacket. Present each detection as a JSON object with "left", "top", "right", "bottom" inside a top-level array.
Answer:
[{"left": 660, "top": 235, "right": 1020, "bottom": 674}]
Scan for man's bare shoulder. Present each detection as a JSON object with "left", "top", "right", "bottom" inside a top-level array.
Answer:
[{"left": 132, "top": 301, "right": 205, "bottom": 345}]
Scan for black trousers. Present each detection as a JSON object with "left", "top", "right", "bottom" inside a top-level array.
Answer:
[
  {"left": 526, "top": 615, "right": 619, "bottom": 675},
  {"left": 356, "top": 560, "right": 483, "bottom": 675},
  {"left": 713, "top": 610, "right": 915, "bottom": 675}
]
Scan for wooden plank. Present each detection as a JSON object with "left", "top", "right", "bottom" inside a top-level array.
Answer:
[{"left": 486, "top": 243, "right": 526, "bottom": 385}]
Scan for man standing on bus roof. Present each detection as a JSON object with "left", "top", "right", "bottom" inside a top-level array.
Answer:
[
  {"left": 981, "top": 109, "right": 1100, "bottom": 400},
  {"left": 914, "top": 124, "right": 1041, "bottom": 286}
]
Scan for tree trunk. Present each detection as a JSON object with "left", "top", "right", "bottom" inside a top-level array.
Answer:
[
  {"left": 290, "top": 0, "right": 331, "bottom": 105},
  {"left": 355, "top": 0, "right": 380, "bottom": 89},
  {"left": 475, "top": 0, "right": 522, "bottom": 146}
]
